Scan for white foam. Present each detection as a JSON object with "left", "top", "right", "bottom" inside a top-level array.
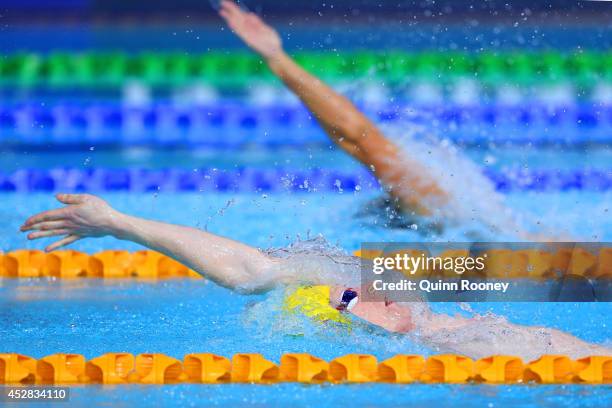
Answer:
[{"left": 378, "top": 116, "right": 528, "bottom": 239}]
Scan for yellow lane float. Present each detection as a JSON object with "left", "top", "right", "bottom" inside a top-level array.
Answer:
[{"left": 1, "top": 353, "right": 611, "bottom": 385}]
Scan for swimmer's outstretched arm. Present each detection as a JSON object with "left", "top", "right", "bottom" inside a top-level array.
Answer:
[
  {"left": 219, "top": 1, "right": 447, "bottom": 214},
  {"left": 20, "top": 194, "right": 281, "bottom": 292},
  {"left": 415, "top": 310, "right": 612, "bottom": 359}
]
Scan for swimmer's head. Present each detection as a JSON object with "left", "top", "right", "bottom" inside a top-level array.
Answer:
[
  {"left": 285, "top": 285, "right": 415, "bottom": 333},
  {"left": 284, "top": 285, "right": 354, "bottom": 325}
]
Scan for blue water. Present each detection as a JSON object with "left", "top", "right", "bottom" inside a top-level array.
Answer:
[
  {"left": 1, "top": 280, "right": 611, "bottom": 408},
  {"left": 2, "top": 147, "right": 612, "bottom": 172},
  {"left": 2, "top": 190, "right": 612, "bottom": 251},
  {"left": 1, "top": 145, "right": 612, "bottom": 407},
  {"left": 2, "top": 5, "right": 612, "bottom": 405},
  {"left": 3, "top": 22, "right": 611, "bottom": 53}
]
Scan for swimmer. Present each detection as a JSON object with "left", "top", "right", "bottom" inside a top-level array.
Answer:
[
  {"left": 219, "top": 0, "right": 449, "bottom": 218},
  {"left": 20, "top": 193, "right": 610, "bottom": 360},
  {"left": 218, "top": 1, "right": 555, "bottom": 238}
]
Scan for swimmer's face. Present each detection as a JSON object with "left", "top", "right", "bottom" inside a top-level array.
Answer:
[{"left": 330, "top": 285, "right": 414, "bottom": 333}]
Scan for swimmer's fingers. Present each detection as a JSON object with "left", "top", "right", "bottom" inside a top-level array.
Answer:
[
  {"left": 219, "top": 3, "right": 281, "bottom": 60},
  {"left": 45, "top": 235, "right": 81, "bottom": 252},
  {"left": 220, "top": 10, "right": 244, "bottom": 33},
  {"left": 21, "top": 194, "right": 89, "bottom": 230},
  {"left": 220, "top": 0, "right": 243, "bottom": 18},
  {"left": 21, "top": 220, "right": 67, "bottom": 233},
  {"left": 21, "top": 209, "right": 68, "bottom": 230},
  {"left": 27, "top": 229, "right": 72, "bottom": 240},
  {"left": 245, "top": 13, "right": 263, "bottom": 26},
  {"left": 219, "top": 7, "right": 231, "bottom": 21},
  {"left": 56, "top": 193, "right": 86, "bottom": 205},
  {"left": 220, "top": 1, "right": 258, "bottom": 33},
  {"left": 219, "top": 1, "right": 242, "bottom": 23}
]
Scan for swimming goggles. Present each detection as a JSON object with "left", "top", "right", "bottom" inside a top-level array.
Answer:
[{"left": 336, "top": 288, "right": 359, "bottom": 312}]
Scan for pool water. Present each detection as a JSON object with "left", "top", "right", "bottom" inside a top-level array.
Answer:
[
  {"left": 2, "top": 2, "right": 611, "bottom": 405},
  {"left": 1, "top": 280, "right": 610, "bottom": 407},
  {"left": 1, "top": 143, "right": 611, "bottom": 407},
  {"left": 1, "top": 146, "right": 611, "bottom": 247}
]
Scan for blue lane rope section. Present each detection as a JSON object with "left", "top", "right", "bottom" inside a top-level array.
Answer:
[
  {"left": 0, "top": 168, "right": 610, "bottom": 192},
  {"left": 1, "top": 103, "right": 611, "bottom": 146}
]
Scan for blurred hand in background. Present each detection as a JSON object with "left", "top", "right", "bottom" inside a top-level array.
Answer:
[{"left": 220, "top": 0, "right": 283, "bottom": 60}]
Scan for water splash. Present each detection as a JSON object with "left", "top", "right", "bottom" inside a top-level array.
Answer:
[
  {"left": 242, "top": 239, "right": 611, "bottom": 359},
  {"left": 378, "top": 115, "right": 528, "bottom": 237},
  {"left": 264, "top": 235, "right": 360, "bottom": 287},
  {"left": 336, "top": 68, "right": 550, "bottom": 239}
]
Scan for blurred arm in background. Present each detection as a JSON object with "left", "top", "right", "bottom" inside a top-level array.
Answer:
[{"left": 219, "top": 0, "right": 448, "bottom": 216}]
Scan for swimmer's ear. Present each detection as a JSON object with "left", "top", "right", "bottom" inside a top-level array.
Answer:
[{"left": 56, "top": 193, "right": 86, "bottom": 205}]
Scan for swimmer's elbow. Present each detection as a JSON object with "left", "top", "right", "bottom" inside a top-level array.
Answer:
[
  {"left": 228, "top": 256, "right": 283, "bottom": 294},
  {"left": 230, "top": 276, "right": 278, "bottom": 295}
]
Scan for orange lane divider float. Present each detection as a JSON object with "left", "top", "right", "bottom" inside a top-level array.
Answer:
[
  {"left": 279, "top": 353, "right": 328, "bottom": 383},
  {"left": 523, "top": 354, "right": 575, "bottom": 383},
  {"left": 473, "top": 355, "right": 524, "bottom": 383},
  {"left": 2, "top": 353, "right": 610, "bottom": 385},
  {"left": 0, "top": 354, "right": 37, "bottom": 384},
  {"left": 574, "top": 356, "right": 612, "bottom": 383},
  {"left": 0, "top": 250, "right": 202, "bottom": 279},
  {"left": 595, "top": 248, "right": 612, "bottom": 278},
  {"left": 378, "top": 355, "right": 425, "bottom": 383},
  {"left": 183, "top": 353, "right": 231, "bottom": 383},
  {"left": 36, "top": 354, "right": 87, "bottom": 384},
  {"left": 352, "top": 247, "right": 611, "bottom": 280},
  {"left": 231, "top": 354, "right": 279, "bottom": 383},
  {"left": 1, "top": 248, "right": 610, "bottom": 280},
  {"left": 329, "top": 354, "right": 378, "bottom": 383},
  {"left": 420, "top": 354, "right": 474, "bottom": 383},
  {"left": 129, "top": 353, "right": 185, "bottom": 384},
  {"left": 85, "top": 353, "right": 135, "bottom": 384}
]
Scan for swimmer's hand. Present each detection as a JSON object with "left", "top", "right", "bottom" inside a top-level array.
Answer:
[
  {"left": 20, "top": 194, "right": 121, "bottom": 252},
  {"left": 219, "top": 0, "right": 283, "bottom": 60}
]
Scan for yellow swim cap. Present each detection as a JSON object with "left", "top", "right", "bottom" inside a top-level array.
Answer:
[{"left": 284, "top": 285, "right": 351, "bottom": 325}]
